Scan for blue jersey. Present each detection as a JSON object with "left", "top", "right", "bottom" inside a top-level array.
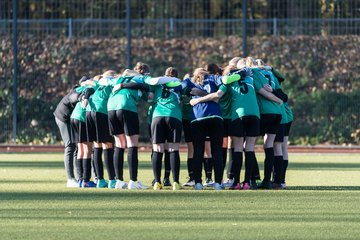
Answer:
[{"left": 185, "top": 75, "right": 227, "bottom": 122}]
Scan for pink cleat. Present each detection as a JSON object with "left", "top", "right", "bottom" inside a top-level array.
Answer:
[{"left": 242, "top": 182, "right": 250, "bottom": 190}]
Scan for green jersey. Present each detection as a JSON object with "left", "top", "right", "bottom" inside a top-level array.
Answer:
[
  {"left": 284, "top": 103, "right": 293, "bottom": 123},
  {"left": 71, "top": 85, "right": 90, "bottom": 122},
  {"left": 270, "top": 70, "right": 289, "bottom": 124},
  {"left": 252, "top": 68, "right": 282, "bottom": 115},
  {"left": 107, "top": 76, "right": 148, "bottom": 112},
  {"left": 150, "top": 85, "right": 182, "bottom": 121},
  {"left": 218, "top": 85, "right": 233, "bottom": 119},
  {"left": 86, "top": 79, "right": 112, "bottom": 115},
  {"left": 71, "top": 102, "right": 86, "bottom": 122},
  {"left": 227, "top": 76, "right": 260, "bottom": 119},
  {"left": 181, "top": 94, "right": 194, "bottom": 121}
]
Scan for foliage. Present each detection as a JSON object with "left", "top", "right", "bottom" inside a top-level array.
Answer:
[{"left": 0, "top": 35, "right": 359, "bottom": 144}]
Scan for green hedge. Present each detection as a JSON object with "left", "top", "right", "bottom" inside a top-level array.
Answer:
[{"left": 0, "top": 35, "right": 358, "bottom": 144}]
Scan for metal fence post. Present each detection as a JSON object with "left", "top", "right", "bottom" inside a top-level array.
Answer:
[
  {"left": 126, "top": 0, "right": 132, "bottom": 69},
  {"left": 242, "top": 0, "right": 247, "bottom": 57},
  {"left": 68, "top": 18, "right": 73, "bottom": 38},
  {"left": 273, "top": 17, "right": 277, "bottom": 36},
  {"left": 12, "top": 0, "right": 17, "bottom": 143}
]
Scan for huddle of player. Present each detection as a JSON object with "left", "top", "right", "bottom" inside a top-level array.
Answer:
[{"left": 54, "top": 57, "right": 293, "bottom": 191}]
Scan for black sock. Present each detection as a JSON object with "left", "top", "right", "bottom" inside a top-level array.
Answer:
[
  {"left": 170, "top": 151, "right": 180, "bottom": 183},
  {"left": 226, "top": 148, "right": 234, "bottom": 179},
  {"left": 152, "top": 151, "right": 163, "bottom": 183},
  {"left": 75, "top": 158, "right": 83, "bottom": 180},
  {"left": 93, "top": 147, "right": 104, "bottom": 179},
  {"left": 104, "top": 148, "right": 115, "bottom": 180},
  {"left": 232, "top": 151, "right": 243, "bottom": 184},
  {"left": 203, "top": 158, "right": 213, "bottom": 179},
  {"left": 244, "top": 151, "right": 256, "bottom": 183},
  {"left": 187, "top": 158, "right": 194, "bottom": 180},
  {"left": 128, "top": 147, "right": 138, "bottom": 181},
  {"left": 263, "top": 147, "right": 274, "bottom": 182},
  {"left": 114, "top": 147, "right": 125, "bottom": 181},
  {"left": 282, "top": 159, "right": 289, "bottom": 183},
  {"left": 83, "top": 158, "right": 92, "bottom": 182},
  {"left": 164, "top": 150, "right": 171, "bottom": 179},
  {"left": 273, "top": 155, "right": 283, "bottom": 184},
  {"left": 252, "top": 157, "right": 261, "bottom": 181},
  {"left": 222, "top": 147, "right": 227, "bottom": 172}
]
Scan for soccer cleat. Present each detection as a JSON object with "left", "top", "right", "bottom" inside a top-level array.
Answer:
[
  {"left": 194, "top": 183, "right": 204, "bottom": 190},
  {"left": 151, "top": 179, "right": 156, "bottom": 187},
  {"left": 78, "top": 178, "right": 83, "bottom": 188},
  {"left": 242, "top": 182, "right": 250, "bottom": 190},
  {"left": 213, "top": 182, "right": 225, "bottom": 190},
  {"left": 257, "top": 180, "right": 272, "bottom": 189},
  {"left": 233, "top": 183, "right": 241, "bottom": 190},
  {"left": 272, "top": 182, "right": 283, "bottom": 190},
  {"left": 163, "top": 178, "right": 171, "bottom": 187},
  {"left": 108, "top": 179, "right": 117, "bottom": 189},
  {"left": 172, "top": 182, "right": 182, "bottom": 190},
  {"left": 182, "top": 179, "right": 195, "bottom": 187},
  {"left": 281, "top": 183, "right": 287, "bottom": 189},
  {"left": 82, "top": 181, "right": 96, "bottom": 188},
  {"left": 204, "top": 178, "right": 214, "bottom": 187},
  {"left": 96, "top": 179, "right": 108, "bottom": 188},
  {"left": 153, "top": 182, "right": 163, "bottom": 190},
  {"left": 222, "top": 178, "right": 234, "bottom": 188},
  {"left": 115, "top": 180, "right": 128, "bottom": 189},
  {"left": 128, "top": 180, "right": 149, "bottom": 190},
  {"left": 66, "top": 178, "right": 80, "bottom": 188}
]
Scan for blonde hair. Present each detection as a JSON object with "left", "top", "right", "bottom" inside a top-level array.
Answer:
[
  {"left": 192, "top": 68, "right": 208, "bottom": 85},
  {"left": 245, "top": 57, "right": 256, "bottom": 68},
  {"left": 164, "top": 67, "right": 178, "bottom": 77},
  {"left": 102, "top": 70, "right": 117, "bottom": 77},
  {"left": 236, "top": 58, "right": 247, "bottom": 69},
  {"left": 255, "top": 59, "right": 265, "bottom": 68},
  {"left": 222, "top": 65, "right": 237, "bottom": 76},
  {"left": 93, "top": 75, "right": 102, "bottom": 81},
  {"left": 228, "top": 57, "right": 241, "bottom": 67}
]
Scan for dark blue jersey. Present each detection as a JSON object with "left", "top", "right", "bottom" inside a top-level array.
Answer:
[{"left": 184, "top": 75, "right": 226, "bottom": 122}]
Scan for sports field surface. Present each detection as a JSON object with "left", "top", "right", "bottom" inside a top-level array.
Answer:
[{"left": 1, "top": 152, "right": 360, "bottom": 240}]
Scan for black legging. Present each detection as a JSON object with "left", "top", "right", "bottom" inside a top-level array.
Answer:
[{"left": 191, "top": 117, "right": 224, "bottom": 184}]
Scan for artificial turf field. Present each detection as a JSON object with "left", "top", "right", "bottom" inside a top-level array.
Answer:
[{"left": 0, "top": 152, "right": 360, "bottom": 240}]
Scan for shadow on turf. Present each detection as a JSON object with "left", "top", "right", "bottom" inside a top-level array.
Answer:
[{"left": 288, "top": 186, "right": 360, "bottom": 191}]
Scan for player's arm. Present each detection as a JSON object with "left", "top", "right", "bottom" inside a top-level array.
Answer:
[
  {"left": 258, "top": 88, "right": 283, "bottom": 106},
  {"left": 189, "top": 87, "right": 226, "bottom": 106}
]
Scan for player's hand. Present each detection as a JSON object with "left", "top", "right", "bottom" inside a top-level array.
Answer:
[
  {"left": 81, "top": 99, "right": 88, "bottom": 108},
  {"left": 189, "top": 99, "right": 199, "bottom": 106},
  {"left": 112, "top": 84, "right": 122, "bottom": 93},
  {"left": 264, "top": 84, "right": 273, "bottom": 92}
]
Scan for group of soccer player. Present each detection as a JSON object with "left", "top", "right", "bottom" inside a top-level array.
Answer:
[{"left": 54, "top": 56, "right": 293, "bottom": 191}]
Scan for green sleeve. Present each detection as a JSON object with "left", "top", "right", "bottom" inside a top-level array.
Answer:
[
  {"left": 222, "top": 74, "right": 240, "bottom": 84},
  {"left": 219, "top": 84, "right": 228, "bottom": 94}
]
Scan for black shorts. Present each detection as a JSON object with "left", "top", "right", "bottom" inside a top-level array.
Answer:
[
  {"left": 182, "top": 119, "right": 193, "bottom": 143},
  {"left": 86, "top": 111, "right": 113, "bottom": 143},
  {"left": 284, "top": 121, "right": 292, "bottom": 136},
  {"left": 230, "top": 116, "right": 260, "bottom": 137},
  {"left": 70, "top": 119, "right": 88, "bottom": 143},
  {"left": 151, "top": 117, "right": 182, "bottom": 144},
  {"left": 260, "top": 114, "right": 282, "bottom": 135},
  {"left": 274, "top": 124, "right": 285, "bottom": 142},
  {"left": 108, "top": 109, "right": 139, "bottom": 136},
  {"left": 223, "top": 118, "right": 231, "bottom": 137}
]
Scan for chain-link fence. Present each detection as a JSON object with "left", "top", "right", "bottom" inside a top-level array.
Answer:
[{"left": 0, "top": 0, "right": 359, "bottom": 145}]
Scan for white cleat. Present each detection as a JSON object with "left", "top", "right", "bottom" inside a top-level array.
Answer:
[
  {"left": 115, "top": 180, "right": 128, "bottom": 189},
  {"left": 128, "top": 180, "right": 149, "bottom": 190},
  {"left": 66, "top": 178, "right": 79, "bottom": 188},
  {"left": 222, "top": 178, "right": 234, "bottom": 188}
]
